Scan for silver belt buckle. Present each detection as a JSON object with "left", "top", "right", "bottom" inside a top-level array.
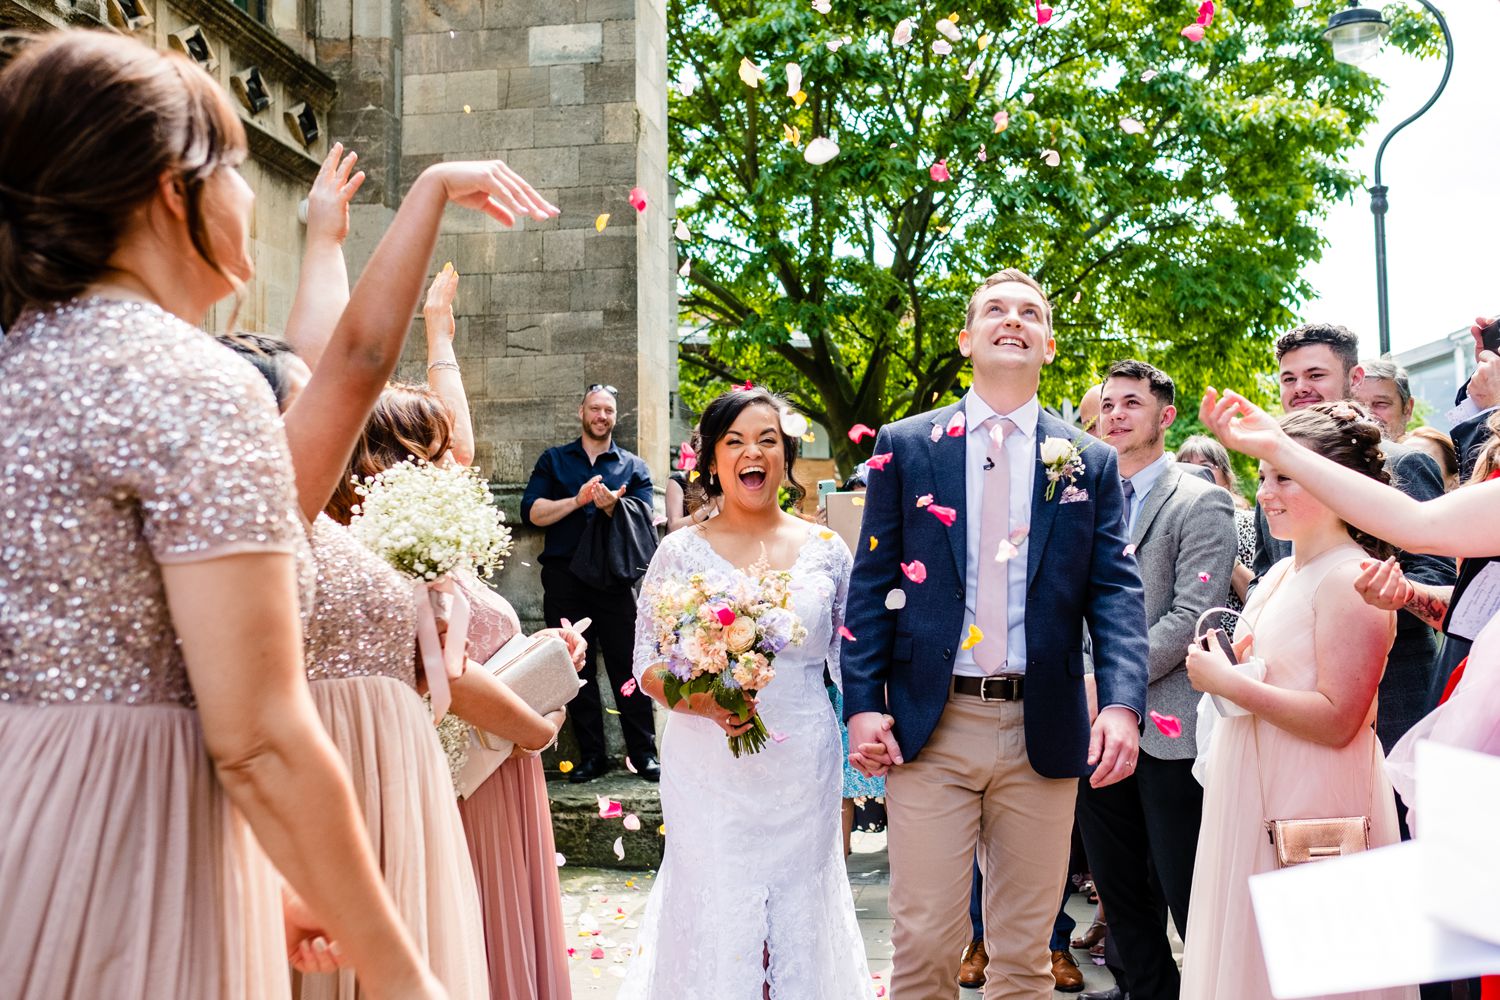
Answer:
[{"left": 980, "top": 676, "right": 1000, "bottom": 702}]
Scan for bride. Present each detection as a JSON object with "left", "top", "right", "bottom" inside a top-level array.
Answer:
[{"left": 620, "top": 385, "right": 872, "bottom": 999}]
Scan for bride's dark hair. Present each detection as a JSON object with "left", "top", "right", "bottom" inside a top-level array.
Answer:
[
  {"left": 696, "top": 385, "right": 804, "bottom": 507},
  {"left": 1278, "top": 401, "right": 1392, "bottom": 559}
]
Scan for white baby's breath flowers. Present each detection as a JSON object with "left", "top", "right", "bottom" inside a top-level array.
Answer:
[{"left": 349, "top": 459, "right": 513, "bottom": 580}]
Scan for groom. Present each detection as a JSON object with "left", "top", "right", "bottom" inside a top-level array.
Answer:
[{"left": 844, "top": 269, "right": 1149, "bottom": 1000}]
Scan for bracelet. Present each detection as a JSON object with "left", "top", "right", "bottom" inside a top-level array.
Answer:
[{"left": 427, "top": 360, "right": 461, "bottom": 373}]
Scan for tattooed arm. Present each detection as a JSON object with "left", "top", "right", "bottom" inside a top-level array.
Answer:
[{"left": 1353, "top": 556, "right": 1453, "bottom": 631}]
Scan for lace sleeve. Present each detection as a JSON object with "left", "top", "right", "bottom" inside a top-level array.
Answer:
[
  {"left": 826, "top": 537, "right": 854, "bottom": 691},
  {"left": 632, "top": 533, "right": 681, "bottom": 684}
]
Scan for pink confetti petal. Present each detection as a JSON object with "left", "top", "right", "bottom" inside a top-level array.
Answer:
[
  {"left": 848, "top": 423, "right": 876, "bottom": 443},
  {"left": 625, "top": 757, "right": 638, "bottom": 773},
  {"left": 928, "top": 504, "right": 958, "bottom": 527},
  {"left": 838, "top": 625, "right": 856, "bottom": 642},
  {"left": 944, "top": 410, "right": 966, "bottom": 435},
  {"left": 1197, "top": 0, "right": 1214, "bottom": 26},
  {"left": 1123, "top": 543, "right": 1138, "bottom": 557},
  {"left": 892, "top": 17, "right": 913, "bottom": 46},
  {"left": 929, "top": 423, "right": 943, "bottom": 442},
  {"left": 597, "top": 797, "right": 623, "bottom": 819},
  {"left": 1198, "top": 571, "right": 1212, "bottom": 583},
  {"left": 623, "top": 813, "right": 641, "bottom": 831},
  {"left": 715, "top": 607, "right": 737, "bottom": 626},
  {"left": 590, "top": 946, "right": 606, "bottom": 960},
  {"left": 995, "top": 540, "right": 1020, "bottom": 563},
  {"left": 1181, "top": 22, "right": 1205, "bottom": 41},
  {"left": 1041, "top": 148, "right": 1061, "bottom": 167},
  {"left": 1034, "top": 0, "right": 1053, "bottom": 25},
  {"left": 1150, "top": 710, "right": 1183, "bottom": 739},
  {"left": 628, "top": 186, "right": 647, "bottom": 213},
  {"left": 993, "top": 110, "right": 1010, "bottom": 133},
  {"left": 901, "top": 560, "right": 928, "bottom": 584},
  {"left": 977, "top": 143, "right": 988, "bottom": 162},
  {"left": 621, "top": 678, "right": 637, "bottom": 697},
  {"left": 556, "top": 852, "right": 567, "bottom": 866},
  {"left": 866, "top": 452, "right": 894, "bottom": 471},
  {"left": 915, "top": 493, "right": 934, "bottom": 508},
  {"left": 771, "top": 731, "right": 790, "bottom": 743},
  {"left": 929, "top": 159, "right": 951, "bottom": 182}
]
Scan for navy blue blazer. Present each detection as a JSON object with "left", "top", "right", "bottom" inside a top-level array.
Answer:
[{"left": 840, "top": 402, "right": 1149, "bottom": 779}]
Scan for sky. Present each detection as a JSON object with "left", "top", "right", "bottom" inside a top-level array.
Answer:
[{"left": 1297, "top": 0, "right": 1500, "bottom": 358}]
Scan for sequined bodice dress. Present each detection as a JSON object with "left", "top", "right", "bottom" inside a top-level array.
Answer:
[
  {"left": 0, "top": 298, "right": 315, "bottom": 1000},
  {"left": 296, "top": 515, "right": 489, "bottom": 1000}
]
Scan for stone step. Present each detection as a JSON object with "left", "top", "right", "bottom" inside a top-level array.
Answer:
[{"left": 547, "top": 770, "right": 663, "bottom": 871}]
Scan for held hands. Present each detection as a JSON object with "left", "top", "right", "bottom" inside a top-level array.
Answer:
[
  {"left": 848, "top": 711, "right": 903, "bottom": 778},
  {"left": 421, "top": 160, "right": 559, "bottom": 227},
  {"left": 305, "top": 142, "right": 365, "bottom": 246},
  {"left": 1354, "top": 556, "right": 1415, "bottom": 612},
  {"left": 1087, "top": 705, "right": 1140, "bottom": 788},
  {"left": 1185, "top": 630, "right": 1253, "bottom": 697},
  {"left": 1199, "top": 388, "right": 1288, "bottom": 463}
]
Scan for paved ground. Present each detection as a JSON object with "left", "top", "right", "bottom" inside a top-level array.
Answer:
[{"left": 561, "top": 830, "right": 1144, "bottom": 998}]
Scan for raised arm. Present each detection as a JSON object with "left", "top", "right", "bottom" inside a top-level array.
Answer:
[
  {"left": 421, "top": 264, "right": 474, "bottom": 468},
  {"left": 283, "top": 143, "right": 361, "bottom": 370},
  {"left": 165, "top": 555, "right": 441, "bottom": 999},
  {"left": 1202, "top": 388, "right": 1500, "bottom": 559},
  {"left": 282, "top": 160, "right": 557, "bottom": 521}
]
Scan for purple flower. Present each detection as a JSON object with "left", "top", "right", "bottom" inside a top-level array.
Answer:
[{"left": 756, "top": 608, "right": 795, "bottom": 654}]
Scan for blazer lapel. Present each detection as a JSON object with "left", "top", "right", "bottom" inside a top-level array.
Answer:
[
  {"left": 1130, "top": 465, "right": 1180, "bottom": 546},
  {"left": 926, "top": 402, "right": 968, "bottom": 583},
  {"left": 1026, "top": 417, "right": 1064, "bottom": 592}
]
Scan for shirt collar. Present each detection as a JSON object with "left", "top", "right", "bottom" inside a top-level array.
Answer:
[
  {"left": 963, "top": 391, "right": 1039, "bottom": 442},
  {"left": 568, "top": 436, "right": 618, "bottom": 459},
  {"left": 1126, "top": 451, "right": 1173, "bottom": 499}
]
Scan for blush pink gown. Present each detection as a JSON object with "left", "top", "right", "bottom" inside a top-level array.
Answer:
[{"left": 454, "top": 574, "right": 572, "bottom": 1000}]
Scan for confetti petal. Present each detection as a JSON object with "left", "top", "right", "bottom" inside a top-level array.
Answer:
[
  {"left": 818, "top": 529, "right": 836, "bottom": 541},
  {"left": 961, "top": 623, "right": 983, "bottom": 651},
  {"left": 738, "top": 57, "right": 765, "bottom": 88},
  {"left": 916, "top": 493, "right": 934, "bottom": 508},
  {"left": 674, "top": 219, "right": 690, "bottom": 240},
  {"left": 847, "top": 423, "right": 876, "bottom": 443},
  {"left": 612, "top": 837, "right": 625, "bottom": 861},
  {"left": 936, "top": 17, "right": 961, "bottom": 41},
  {"left": 825, "top": 35, "right": 851, "bottom": 51},
  {"left": 929, "top": 504, "right": 958, "bottom": 527},
  {"left": 595, "top": 213, "right": 610, "bottom": 232},
  {"left": 771, "top": 731, "right": 790, "bottom": 743},
  {"left": 1197, "top": 0, "right": 1215, "bottom": 26},
  {"left": 929, "top": 158, "right": 951, "bottom": 182},
  {"left": 977, "top": 143, "right": 988, "bottom": 162},
  {"left": 628, "top": 187, "right": 647, "bottom": 212},
  {"left": 804, "top": 137, "right": 840, "bottom": 165},
  {"left": 715, "top": 607, "right": 736, "bottom": 626},
  {"left": 1041, "top": 148, "right": 1061, "bottom": 167},
  {"left": 792, "top": 89, "right": 808, "bottom": 107},
  {"left": 812, "top": 0, "right": 831, "bottom": 10},
  {"left": 977, "top": 32, "right": 992, "bottom": 50},
  {"left": 993, "top": 110, "right": 1010, "bottom": 133},
  {"left": 658, "top": 824, "right": 666, "bottom": 835},
  {"left": 868, "top": 536, "right": 878, "bottom": 551},
  {"left": 1034, "top": 0, "right": 1053, "bottom": 25},
  {"left": 786, "top": 62, "right": 802, "bottom": 97},
  {"left": 1022, "top": 91, "right": 1035, "bottom": 105},
  {"left": 677, "top": 77, "right": 696, "bottom": 97},
  {"left": 623, "top": 813, "right": 641, "bottom": 831},
  {"left": 678, "top": 258, "right": 690, "bottom": 278},
  {"left": 1198, "top": 571, "right": 1212, "bottom": 583},
  {"left": 782, "top": 122, "right": 801, "bottom": 146},
  {"left": 892, "top": 18, "right": 913, "bottom": 45},
  {"left": 559, "top": 760, "right": 575, "bottom": 773},
  {"left": 1180, "top": 23, "right": 1205, "bottom": 41},
  {"left": 1119, "top": 117, "right": 1146, "bottom": 135},
  {"left": 931, "top": 38, "right": 952, "bottom": 55},
  {"left": 945, "top": 410, "right": 966, "bottom": 436},
  {"left": 1140, "top": 68, "right": 1159, "bottom": 82},
  {"left": 901, "top": 560, "right": 928, "bottom": 584},
  {"left": 838, "top": 625, "right": 856, "bottom": 642},
  {"left": 995, "top": 539, "right": 1020, "bottom": 563},
  {"left": 621, "top": 678, "right": 637, "bottom": 697},
  {"left": 625, "top": 756, "right": 637, "bottom": 773},
  {"left": 1123, "top": 543, "right": 1138, "bottom": 556},
  {"left": 597, "top": 797, "right": 623, "bottom": 819},
  {"left": 463, "top": 103, "right": 472, "bottom": 113},
  {"left": 1150, "top": 710, "right": 1184, "bottom": 739},
  {"left": 556, "top": 852, "right": 567, "bottom": 866},
  {"left": 885, "top": 588, "right": 908, "bottom": 610},
  {"left": 866, "top": 452, "right": 893, "bottom": 471},
  {"left": 929, "top": 423, "right": 943, "bottom": 442}
]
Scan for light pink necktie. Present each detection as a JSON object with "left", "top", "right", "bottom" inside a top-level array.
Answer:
[{"left": 975, "top": 415, "right": 1014, "bottom": 674}]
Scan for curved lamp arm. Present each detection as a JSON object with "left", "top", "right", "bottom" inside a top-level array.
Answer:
[{"left": 1372, "top": 0, "right": 1453, "bottom": 188}]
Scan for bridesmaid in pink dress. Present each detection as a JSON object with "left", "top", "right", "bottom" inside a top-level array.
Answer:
[
  {"left": 1182, "top": 403, "right": 1412, "bottom": 1000},
  {"left": 0, "top": 31, "right": 441, "bottom": 1000}
]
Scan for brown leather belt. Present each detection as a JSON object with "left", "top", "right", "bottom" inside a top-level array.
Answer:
[{"left": 951, "top": 674, "right": 1024, "bottom": 702}]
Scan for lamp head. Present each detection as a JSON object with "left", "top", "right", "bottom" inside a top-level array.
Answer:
[{"left": 1324, "top": 1, "right": 1390, "bottom": 66}]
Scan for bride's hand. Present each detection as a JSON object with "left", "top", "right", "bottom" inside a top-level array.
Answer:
[
  {"left": 1199, "top": 388, "right": 1288, "bottom": 462},
  {"left": 685, "top": 691, "right": 759, "bottom": 736}
]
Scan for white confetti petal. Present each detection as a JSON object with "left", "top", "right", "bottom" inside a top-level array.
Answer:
[
  {"left": 1139, "top": 68, "right": 1159, "bottom": 82},
  {"left": 1041, "top": 148, "right": 1061, "bottom": 167},
  {"left": 1119, "top": 117, "right": 1146, "bottom": 135},
  {"left": 786, "top": 62, "right": 802, "bottom": 97},
  {"left": 885, "top": 588, "right": 907, "bottom": 610},
  {"left": 812, "top": 0, "right": 831, "bottom": 10},
  {"left": 613, "top": 837, "right": 625, "bottom": 861},
  {"left": 678, "top": 258, "right": 690, "bottom": 277},
  {"left": 935, "top": 17, "right": 961, "bottom": 41},
  {"left": 674, "top": 219, "right": 689, "bottom": 240},
  {"left": 932, "top": 38, "right": 952, "bottom": 55},
  {"left": 803, "top": 137, "right": 840, "bottom": 165},
  {"left": 1021, "top": 91, "right": 1035, "bottom": 106},
  {"left": 738, "top": 57, "right": 765, "bottom": 88},
  {"left": 555, "top": 852, "right": 567, "bottom": 866},
  {"left": 892, "top": 18, "right": 913, "bottom": 46}
]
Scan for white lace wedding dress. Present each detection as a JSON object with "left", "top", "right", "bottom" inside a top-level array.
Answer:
[{"left": 619, "top": 527, "right": 872, "bottom": 1000}]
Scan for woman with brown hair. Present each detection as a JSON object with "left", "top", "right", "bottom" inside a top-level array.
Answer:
[{"left": 0, "top": 30, "right": 443, "bottom": 999}]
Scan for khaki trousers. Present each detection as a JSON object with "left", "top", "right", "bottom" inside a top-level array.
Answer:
[{"left": 886, "top": 693, "right": 1077, "bottom": 1000}]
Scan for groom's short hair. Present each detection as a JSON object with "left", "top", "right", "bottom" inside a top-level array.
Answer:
[
  {"left": 965, "top": 268, "right": 1052, "bottom": 332},
  {"left": 1104, "top": 359, "right": 1175, "bottom": 408}
]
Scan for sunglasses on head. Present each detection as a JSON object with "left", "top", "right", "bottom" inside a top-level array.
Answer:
[{"left": 586, "top": 383, "right": 619, "bottom": 397}]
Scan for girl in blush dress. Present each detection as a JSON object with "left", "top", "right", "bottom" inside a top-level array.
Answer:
[
  {"left": 1182, "top": 403, "right": 1412, "bottom": 1000},
  {"left": 0, "top": 31, "right": 441, "bottom": 1000}
]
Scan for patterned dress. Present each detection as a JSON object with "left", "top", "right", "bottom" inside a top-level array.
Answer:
[{"left": 0, "top": 298, "right": 315, "bottom": 999}]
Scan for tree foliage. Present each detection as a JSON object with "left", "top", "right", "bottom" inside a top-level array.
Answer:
[{"left": 670, "top": 0, "right": 1435, "bottom": 470}]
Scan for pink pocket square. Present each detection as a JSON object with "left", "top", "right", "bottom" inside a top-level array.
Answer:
[{"left": 1059, "top": 485, "right": 1090, "bottom": 504}]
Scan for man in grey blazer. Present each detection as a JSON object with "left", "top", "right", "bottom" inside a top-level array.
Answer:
[{"left": 1076, "top": 361, "right": 1235, "bottom": 1000}]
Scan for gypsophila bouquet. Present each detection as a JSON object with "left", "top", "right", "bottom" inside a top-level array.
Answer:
[
  {"left": 349, "top": 459, "right": 512, "bottom": 580},
  {"left": 643, "top": 559, "right": 806, "bottom": 757},
  {"left": 430, "top": 701, "right": 471, "bottom": 796}
]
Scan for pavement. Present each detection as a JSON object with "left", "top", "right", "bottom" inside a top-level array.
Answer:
[{"left": 561, "top": 829, "right": 1138, "bottom": 998}]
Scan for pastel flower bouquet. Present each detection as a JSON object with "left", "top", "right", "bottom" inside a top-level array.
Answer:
[{"left": 643, "top": 561, "right": 807, "bottom": 757}]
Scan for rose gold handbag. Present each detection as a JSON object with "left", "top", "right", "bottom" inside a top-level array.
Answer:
[{"left": 1254, "top": 722, "right": 1375, "bottom": 868}]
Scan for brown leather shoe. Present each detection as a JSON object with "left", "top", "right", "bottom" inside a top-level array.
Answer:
[
  {"left": 957, "top": 940, "right": 987, "bottom": 989},
  {"left": 1051, "top": 948, "right": 1085, "bottom": 992}
]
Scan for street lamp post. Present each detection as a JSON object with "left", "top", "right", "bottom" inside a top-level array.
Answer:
[{"left": 1324, "top": 0, "right": 1454, "bottom": 357}]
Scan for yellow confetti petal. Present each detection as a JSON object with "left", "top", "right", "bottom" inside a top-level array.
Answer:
[
  {"left": 977, "top": 33, "right": 992, "bottom": 50},
  {"left": 792, "top": 89, "right": 807, "bottom": 107},
  {"left": 852, "top": 496, "right": 865, "bottom": 507},
  {"left": 818, "top": 529, "right": 836, "bottom": 541},
  {"left": 657, "top": 824, "right": 666, "bottom": 836},
  {"left": 605, "top": 708, "right": 621, "bottom": 715},
  {"left": 782, "top": 122, "right": 801, "bottom": 146},
  {"left": 961, "top": 624, "right": 984, "bottom": 651},
  {"left": 463, "top": 104, "right": 472, "bottom": 113},
  {"left": 738, "top": 57, "right": 765, "bottom": 88},
  {"left": 801, "top": 431, "right": 816, "bottom": 443},
  {"left": 559, "top": 760, "right": 575, "bottom": 773},
  {"left": 595, "top": 213, "right": 610, "bottom": 232},
  {"left": 688, "top": 470, "right": 699, "bottom": 482},
  {"left": 443, "top": 261, "right": 454, "bottom": 272},
  {"left": 869, "top": 536, "right": 879, "bottom": 551}
]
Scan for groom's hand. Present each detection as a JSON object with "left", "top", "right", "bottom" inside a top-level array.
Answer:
[
  {"left": 848, "top": 712, "right": 902, "bottom": 777},
  {"left": 1087, "top": 706, "right": 1140, "bottom": 788}
]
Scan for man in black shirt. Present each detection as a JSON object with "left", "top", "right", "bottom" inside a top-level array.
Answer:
[{"left": 522, "top": 385, "right": 659, "bottom": 782}]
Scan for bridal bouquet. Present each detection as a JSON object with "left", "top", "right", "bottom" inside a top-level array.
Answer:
[
  {"left": 643, "top": 561, "right": 807, "bottom": 757},
  {"left": 349, "top": 459, "right": 513, "bottom": 722}
]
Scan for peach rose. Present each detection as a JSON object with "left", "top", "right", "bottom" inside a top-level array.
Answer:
[{"left": 724, "top": 617, "right": 758, "bottom": 654}]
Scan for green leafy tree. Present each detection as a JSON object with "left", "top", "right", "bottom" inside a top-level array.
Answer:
[{"left": 671, "top": 0, "right": 1436, "bottom": 471}]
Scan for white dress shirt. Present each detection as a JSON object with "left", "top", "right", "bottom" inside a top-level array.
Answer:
[{"left": 953, "top": 392, "right": 1038, "bottom": 678}]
